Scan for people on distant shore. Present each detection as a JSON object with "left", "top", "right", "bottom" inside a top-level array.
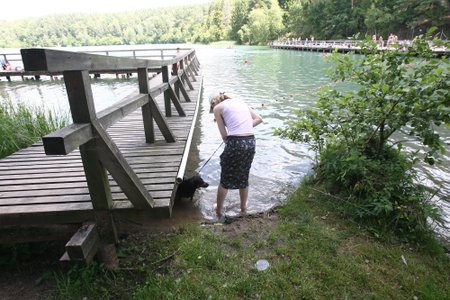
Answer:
[
  {"left": 378, "top": 35, "right": 384, "bottom": 48},
  {"left": 386, "top": 33, "right": 399, "bottom": 48}
]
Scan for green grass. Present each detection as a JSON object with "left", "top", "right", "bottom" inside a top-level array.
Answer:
[
  {"left": 0, "top": 98, "right": 68, "bottom": 159},
  {"left": 44, "top": 181, "right": 450, "bottom": 299}
]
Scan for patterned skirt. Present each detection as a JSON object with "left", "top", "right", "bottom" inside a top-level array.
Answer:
[{"left": 220, "top": 135, "right": 256, "bottom": 189}]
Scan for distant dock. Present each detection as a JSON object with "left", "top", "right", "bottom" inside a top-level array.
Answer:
[{"left": 269, "top": 40, "right": 449, "bottom": 56}]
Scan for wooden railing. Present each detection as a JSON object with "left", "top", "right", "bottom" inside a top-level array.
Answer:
[{"left": 20, "top": 48, "right": 200, "bottom": 242}]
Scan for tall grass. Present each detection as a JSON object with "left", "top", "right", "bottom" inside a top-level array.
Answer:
[{"left": 0, "top": 98, "right": 68, "bottom": 159}]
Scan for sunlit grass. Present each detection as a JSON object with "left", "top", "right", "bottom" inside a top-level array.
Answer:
[
  {"left": 47, "top": 182, "right": 450, "bottom": 299},
  {"left": 0, "top": 98, "right": 68, "bottom": 159}
]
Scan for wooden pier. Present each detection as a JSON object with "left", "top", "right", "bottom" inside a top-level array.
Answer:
[
  {"left": 269, "top": 40, "right": 449, "bottom": 56},
  {"left": 0, "top": 47, "right": 203, "bottom": 262}
]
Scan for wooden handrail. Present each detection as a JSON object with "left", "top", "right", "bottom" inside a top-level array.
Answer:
[{"left": 20, "top": 48, "right": 194, "bottom": 72}]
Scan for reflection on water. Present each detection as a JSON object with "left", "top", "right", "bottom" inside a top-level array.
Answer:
[{"left": 1, "top": 45, "right": 448, "bottom": 240}]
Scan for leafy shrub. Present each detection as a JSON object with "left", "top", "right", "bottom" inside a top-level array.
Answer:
[
  {"left": 276, "top": 31, "right": 449, "bottom": 241},
  {"left": 316, "top": 141, "right": 441, "bottom": 240}
]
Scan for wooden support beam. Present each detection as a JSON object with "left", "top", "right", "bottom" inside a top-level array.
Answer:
[
  {"left": 91, "top": 120, "right": 154, "bottom": 209},
  {"left": 187, "top": 64, "right": 197, "bottom": 82},
  {"left": 182, "top": 71, "right": 194, "bottom": 90},
  {"left": 64, "top": 223, "right": 99, "bottom": 263},
  {"left": 162, "top": 66, "right": 172, "bottom": 117},
  {"left": 189, "top": 61, "right": 199, "bottom": 76},
  {"left": 177, "top": 75, "right": 191, "bottom": 102},
  {"left": 173, "top": 62, "right": 180, "bottom": 99},
  {"left": 167, "top": 85, "right": 186, "bottom": 117},
  {"left": 148, "top": 94, "right": 176, "bottom": 143},
  {"left": 138, "top": 68, "right": 155, "bottom": 143},
  {"left": 80, "top": 140, "right": 113, "bottom": 210}
]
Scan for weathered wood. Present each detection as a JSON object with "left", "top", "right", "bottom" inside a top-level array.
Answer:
[
  {"left": 91, "top": 120, "right": 154, "bottom": 210},
  {"left": 177, "top": 75, "right": 191, "bottom": 102},
  {"left": 0, "top": 48, "right": 203, "bottom": 245},
  {"left": 138, "top": 67, "right": 155, "bottom": 143},
  {"left": 176, "top": 76, "right": 203, "bottom": 184},
  {"left": 20, "top": 48, "right": 192, "bottom": 72},
  {"left": 167, "top": 85, "right": 186, "bottom": 117},
  {"left": 182, "top": 69, "right": 194, "bottom": 90},
  {"left": 43, "top": 93, "right": 148, "bottom": 155},
  {"left": 162, "top": 66, "right": 172, "bottom": 117},
  {"left": 65, "top": 223, "right": 100, "bottom": 263},
  {"left": 187, "top": 64, "right": 197, "bottom": 82},
  {"left": 42, "top": 123, "right": 92, "bottom": 155},
  {"left": 148, "top": 94, "right": 176, "bottom": 143},
  {"left": 0, "top": 224, "right": 79, "bottom": 244}
]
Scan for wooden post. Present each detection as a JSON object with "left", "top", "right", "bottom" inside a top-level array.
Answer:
[
  {"left": 179, "top": 59, "right": 185, "bottom": 86},
  {"left": 63, "top": 70, "right": 118, "bottom": 244},
  {"left": 162, "top": 65, "right": 171, "bottom": 117},
  {"left": 173, "top": 62, "right": 180, "bottom": 99},
  {"left": 138, "top": 68, "right": 155, "bottom": 143}
]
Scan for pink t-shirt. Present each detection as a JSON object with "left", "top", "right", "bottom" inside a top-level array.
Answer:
[{"left": 222, "top": 98, "right": 254, "bottom": 136}]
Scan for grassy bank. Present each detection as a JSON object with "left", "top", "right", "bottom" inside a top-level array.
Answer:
[
  {"left": 6, "top": 182, "right": 442, "bottom": 299},
  {"left": 0, "top": 99, "right": 68, "bottom": 159}
]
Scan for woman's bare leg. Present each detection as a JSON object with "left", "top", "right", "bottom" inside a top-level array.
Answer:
[
  {"left": 239, "top": 187, "right": 249, "bottom": 214},
  {"left": 216, "top": 184, "right": 228, "bottom": 217}
]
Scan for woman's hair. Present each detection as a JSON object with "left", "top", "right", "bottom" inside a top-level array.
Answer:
[{"left": 209, "top": 92, "right": 231, "bottom": 112}]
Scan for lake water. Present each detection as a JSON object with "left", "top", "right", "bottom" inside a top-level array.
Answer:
[{"left": 1, "top": 45, "right": 448, "bottom": 241}]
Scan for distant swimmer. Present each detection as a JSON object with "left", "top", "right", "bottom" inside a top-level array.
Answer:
[{"left": 244, "top": 58, "right": 248, "bottom": 64}]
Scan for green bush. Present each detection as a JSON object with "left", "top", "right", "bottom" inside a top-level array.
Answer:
[
  {"left": 316, "top": 141, "right": 441, "bottom": 240},
  {"left": 276, "top": 32, "right": 449, "bottom": 241}
]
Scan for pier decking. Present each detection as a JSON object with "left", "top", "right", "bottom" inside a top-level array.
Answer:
[{"left": 0, "top": 47, "right": 203, "bottom": 260}]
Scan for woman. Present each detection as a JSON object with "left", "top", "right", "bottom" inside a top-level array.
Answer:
[{"left": 210, "top": 92, "right": 263, "bottom": 221}]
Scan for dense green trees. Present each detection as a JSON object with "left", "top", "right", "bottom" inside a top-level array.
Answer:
[{"left": 0, "top": 0, "right": 448, "bottom": 47}]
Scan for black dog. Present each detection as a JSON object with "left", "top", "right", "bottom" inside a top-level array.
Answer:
[{"left": 175, "top": 175, "right": 209, "bottom": 201}]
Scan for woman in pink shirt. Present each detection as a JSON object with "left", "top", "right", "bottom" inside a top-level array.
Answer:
[{"left": 210, "top": 92, "right": 263, "bottom": 221}]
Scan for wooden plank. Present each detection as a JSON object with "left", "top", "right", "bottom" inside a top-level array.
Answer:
[
  {"left": 21, "top": 48, "right": 190, "bottom": 72},
  {"left": 42, "top": 93, "right": 149, "bottom": 155},
  {"left": 65, "top": 223, "right": 100, "bottom": 263},
  {"left": 0, "top": 224, "right": 80, "bottom": 244},
  {"left": 0, "top": 188, "right": 173, "bottom": 206},
  {"left": 0, "top": 170, "right": 177, "bottom": 186},
  {"left": 0, "top": 180, "right": 175, "bottom": 193}
]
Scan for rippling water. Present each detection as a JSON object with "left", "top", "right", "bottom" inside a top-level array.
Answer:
[{"left": 1, "top": 45, "right": 448, "bottom": 239}]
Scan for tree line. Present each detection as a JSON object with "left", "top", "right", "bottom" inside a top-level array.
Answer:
[{"left": 0, "top": 0, "right": 448, "bottom": 48}]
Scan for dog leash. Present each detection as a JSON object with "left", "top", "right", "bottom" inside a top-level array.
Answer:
[{"left": 198, "top": 141, "right": 224, "bottom": 172}]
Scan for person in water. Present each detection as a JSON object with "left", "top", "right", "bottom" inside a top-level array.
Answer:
[{"left": 209, "top": 92, "right": 263, "bottom": 221}]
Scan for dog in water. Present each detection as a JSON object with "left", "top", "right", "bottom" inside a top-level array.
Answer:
[{"left": 175, "top": 175, "right": 209, "bottom": 202}]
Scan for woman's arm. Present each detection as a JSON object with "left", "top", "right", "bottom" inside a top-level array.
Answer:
[
  {"left": 249, "top": 107, "right": 263, "bottom": 127},
  {"left": 213, "top": 104, "right": 228, "bottom": 142}
]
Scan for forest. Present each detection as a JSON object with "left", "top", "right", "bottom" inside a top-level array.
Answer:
[{"left": 0, "top": 0, "right": 448, "bottom": 47}]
